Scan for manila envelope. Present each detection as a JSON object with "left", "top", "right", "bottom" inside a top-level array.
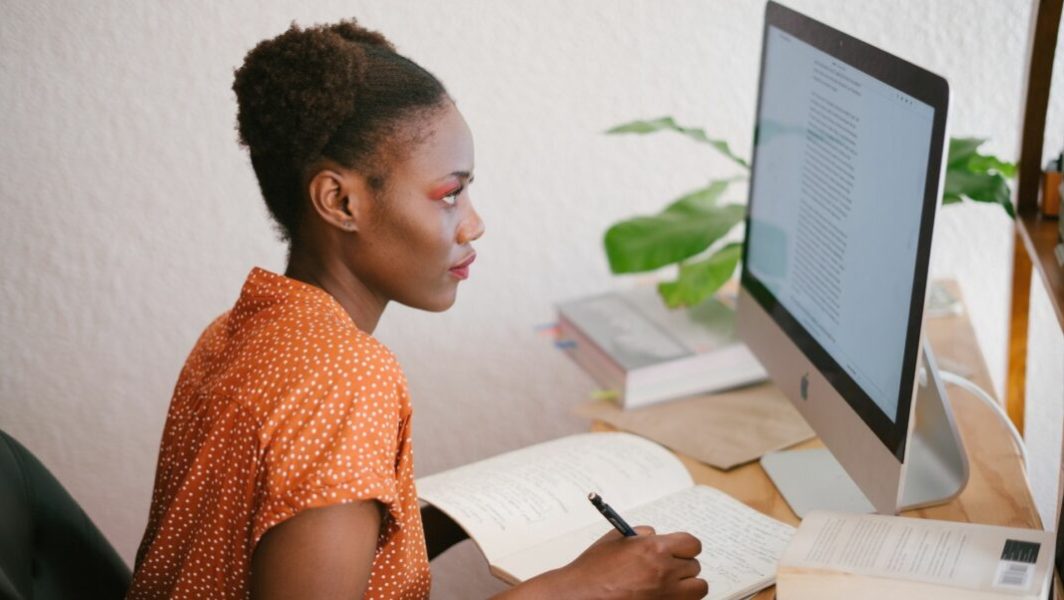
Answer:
[{"left": 573, "top": 383, "right": 814, "bottom": 470}]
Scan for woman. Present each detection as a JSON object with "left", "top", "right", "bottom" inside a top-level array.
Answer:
[{"left": 128, "top": 19, "right": 707, "bottom": 599}]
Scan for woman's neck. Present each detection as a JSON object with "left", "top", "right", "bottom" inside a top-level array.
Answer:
[{"left": 284, "top": 245, "right": 387, "bottom": 334}]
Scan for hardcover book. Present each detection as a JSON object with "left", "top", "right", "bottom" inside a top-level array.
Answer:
[{"left": 556, "top": 287, "right": 766, "bottom": 408}]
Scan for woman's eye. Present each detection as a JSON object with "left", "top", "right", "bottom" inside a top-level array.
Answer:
[{"left": 441, "top": 186, "right": 464, "bottom": 206}]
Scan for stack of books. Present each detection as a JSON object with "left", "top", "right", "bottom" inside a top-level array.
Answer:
[{"left": 555, "top": 286, "right": 766, "bottom": 409}]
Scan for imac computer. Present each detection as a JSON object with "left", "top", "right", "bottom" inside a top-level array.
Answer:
[{"left": 737, "top": 2, "right": 969, "bottom": 516}]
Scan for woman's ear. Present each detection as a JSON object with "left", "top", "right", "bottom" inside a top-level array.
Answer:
[{"left": 307, "top": 167, "right": 369, "bottom": 233}]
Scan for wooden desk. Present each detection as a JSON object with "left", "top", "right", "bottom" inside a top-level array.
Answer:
[{"left": 594, "top": 283, "right": 1041, "bottom": 599}]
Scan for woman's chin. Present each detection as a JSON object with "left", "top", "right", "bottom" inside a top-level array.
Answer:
[{"left": 400, "top": 287, "right": 459, "bottom": 313}]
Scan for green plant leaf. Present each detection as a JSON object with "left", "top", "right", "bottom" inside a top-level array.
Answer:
[
  {"left": 604, "top": 199, "right": 745, "bottom": 273},
  {"left": 947, "top": 137, "right": 985, "bottom": 169},
  {"left": 967, "top": 154, "right": 1017, "bottom": 179},
  {"left": 948, "top": 137, "right": 1017, "bottom": 177},
  {"left": 945, "top": 136, "right": 1017, "bottom": 217},
  {"left": 662, "top": 179, "right": 734, "bottom": 215},
  {"left": 943, "top": 170, "right": 1015, "bottom": 218},
  {"left": 606, "top": 117, "right": 679, "bottom": 135},
  {"left": 657, "top": 243, "right": 743, "bottom": 308},
  {"left": 606, "top": 116, "right": 750, "bottom": 170}
]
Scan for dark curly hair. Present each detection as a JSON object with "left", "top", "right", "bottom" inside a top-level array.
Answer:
[{"left": 233, "top": 19, "right": 449, "bottom": 242}]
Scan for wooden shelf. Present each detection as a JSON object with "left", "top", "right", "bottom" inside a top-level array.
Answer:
[{"left": 1016, "top": 210, "right": 1064, "bottom": 330}]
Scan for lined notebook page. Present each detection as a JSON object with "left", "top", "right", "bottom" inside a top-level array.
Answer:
[
  {"left": 496, "top": 486, "right": 795, "bottom": 600},
  {"left": 416, "top": 432, "right": 693, "bottom": 560}
]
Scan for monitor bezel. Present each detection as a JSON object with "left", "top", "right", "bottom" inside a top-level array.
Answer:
[{"left": 741, "top": 1, "right": 949, "bottom": 461}]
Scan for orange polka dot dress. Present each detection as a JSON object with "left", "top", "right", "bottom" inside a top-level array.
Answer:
[{"left": 128, "top": 267, "right": 430, "bottom": 599}]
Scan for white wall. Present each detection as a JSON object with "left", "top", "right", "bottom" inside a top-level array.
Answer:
[
  {"left": 1025, "top": 278, "right": 1064, "bottom": 530},
  {"left": 1, "top": 1, "right": 1059, "bottom": 598}
]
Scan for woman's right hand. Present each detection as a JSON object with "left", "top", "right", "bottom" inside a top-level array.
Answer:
[{"left": 497, "top": 526, "right": 708, "bottom": 599}]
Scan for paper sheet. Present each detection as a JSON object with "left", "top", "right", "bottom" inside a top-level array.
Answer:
[
  {"left": 496, "top": 486, "right": 795, "bottom": 600},
  {"left": 574, "top": 383, "right": 814, "bottom": 470},
  {"left": 416, "top": 432, "right": 693, "bottom": 559}
]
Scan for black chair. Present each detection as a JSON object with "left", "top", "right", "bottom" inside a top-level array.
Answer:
[{"left": 0, "top": 429, "right": 130, "bottom": 599}]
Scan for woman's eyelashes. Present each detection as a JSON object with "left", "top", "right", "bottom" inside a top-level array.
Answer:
[
  {"left": 431, "top": 175, "right": 472, "bottom": 207},
  {"left": 441, "top": 185, "right": 464, "bottom": 206}
]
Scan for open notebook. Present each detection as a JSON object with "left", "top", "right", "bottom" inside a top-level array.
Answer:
[{"left": 417, "top": 432, "right": 795, "bottom": 600}]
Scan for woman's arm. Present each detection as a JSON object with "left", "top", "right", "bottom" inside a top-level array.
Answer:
[
  {"left": 249, "top": 500, "right": 381, "bottom": 599},
  {"left": 250, "top": 506, "right": 706, "bottom": 600},
  {"left": 421, "top": 504, "right": 469, "bottom": 559}
]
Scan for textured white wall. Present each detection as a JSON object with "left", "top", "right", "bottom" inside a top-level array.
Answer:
[
  {"left": 1, "top": 1, "right": 1060, "bottom": 597},
  {"left": 1025, "top": 277, "right": 1064, "bottom": 530}
]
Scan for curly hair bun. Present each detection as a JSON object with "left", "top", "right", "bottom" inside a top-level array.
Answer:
[
  {"left": 232, "top": 18, "right": 447, "bottom": 243},
  {"left": 233, "top": 19, "right": 389, "bottom": 164},
  {"left": 325, "top": 21, "right": 394, "bottom": 49}
]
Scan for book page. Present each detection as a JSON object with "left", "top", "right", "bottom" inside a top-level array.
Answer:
[
  {"left": 495, "top": 486, "right": 795, "bottom": 600},
  {"left": 781, "top": 511, "right": 1054, "bottom": 596},
  {"left": 416, "top": 432, "right": 693, "bottom": 560}
]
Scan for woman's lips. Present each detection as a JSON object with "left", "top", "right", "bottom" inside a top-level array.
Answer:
[{"left": 449, "top": 253, "right": 476, "bottom": 280}]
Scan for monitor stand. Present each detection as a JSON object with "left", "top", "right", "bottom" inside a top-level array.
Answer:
[{"left": 760, "top": 342, "right": 969, "bottom": 517}]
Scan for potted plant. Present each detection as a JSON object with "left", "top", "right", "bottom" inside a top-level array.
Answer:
[{"left": 603, "top": 116, "right": 1018, "bottom": 308}]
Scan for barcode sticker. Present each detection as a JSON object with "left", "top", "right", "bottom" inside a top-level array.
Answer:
[
  {"left": 1001, "top": 539, "right": 1040, "bottom": 564},
  {"left": 994, "top": 560, "right": 1033, "bottom": 590}
]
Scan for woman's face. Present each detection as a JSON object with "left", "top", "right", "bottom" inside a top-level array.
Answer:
[{"left": 350, "top": 102, "right": 483, "bottom": 312}]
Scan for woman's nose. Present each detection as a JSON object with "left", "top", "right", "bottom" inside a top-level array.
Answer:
[{"left": 457, "top": 203, "right": 485, "bottom": 245}]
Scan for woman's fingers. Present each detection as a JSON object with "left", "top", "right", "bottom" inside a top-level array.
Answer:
[
  {"left": 672, "top": 556, "right": 702, "bottom": 579},
  {"left": 658, "top": 531, "right": 703, "bottom": 559},
  {"left": 673, "top": 575, "right": 710, "bottom": 599}
]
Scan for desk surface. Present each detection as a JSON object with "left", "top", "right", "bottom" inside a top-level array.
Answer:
[{"left": 594, "top": 283, "right": 1040, "bottom": 599}]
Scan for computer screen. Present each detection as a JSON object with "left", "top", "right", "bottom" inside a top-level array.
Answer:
[
  {"left": 741, "top": 3, "right": 947, "bottom": 460},
  {"left": 747, "top": 25, "right": 934, "bottom": 421}
]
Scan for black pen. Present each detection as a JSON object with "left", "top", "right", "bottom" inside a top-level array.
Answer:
[{"left": 588, "top": 492, "right": 638, "bottom": 537}]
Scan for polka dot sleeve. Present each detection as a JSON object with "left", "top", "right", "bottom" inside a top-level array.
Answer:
[{"left": 250, "top": 350, "right": 407, "bottom": 550}]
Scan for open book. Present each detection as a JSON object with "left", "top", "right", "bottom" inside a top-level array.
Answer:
[
  {"left": 416, "top": 432, "right": 795, "bottom": 600},
  {"left": 776, "top": 511, "right": 1055, "bottom": 599}
]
